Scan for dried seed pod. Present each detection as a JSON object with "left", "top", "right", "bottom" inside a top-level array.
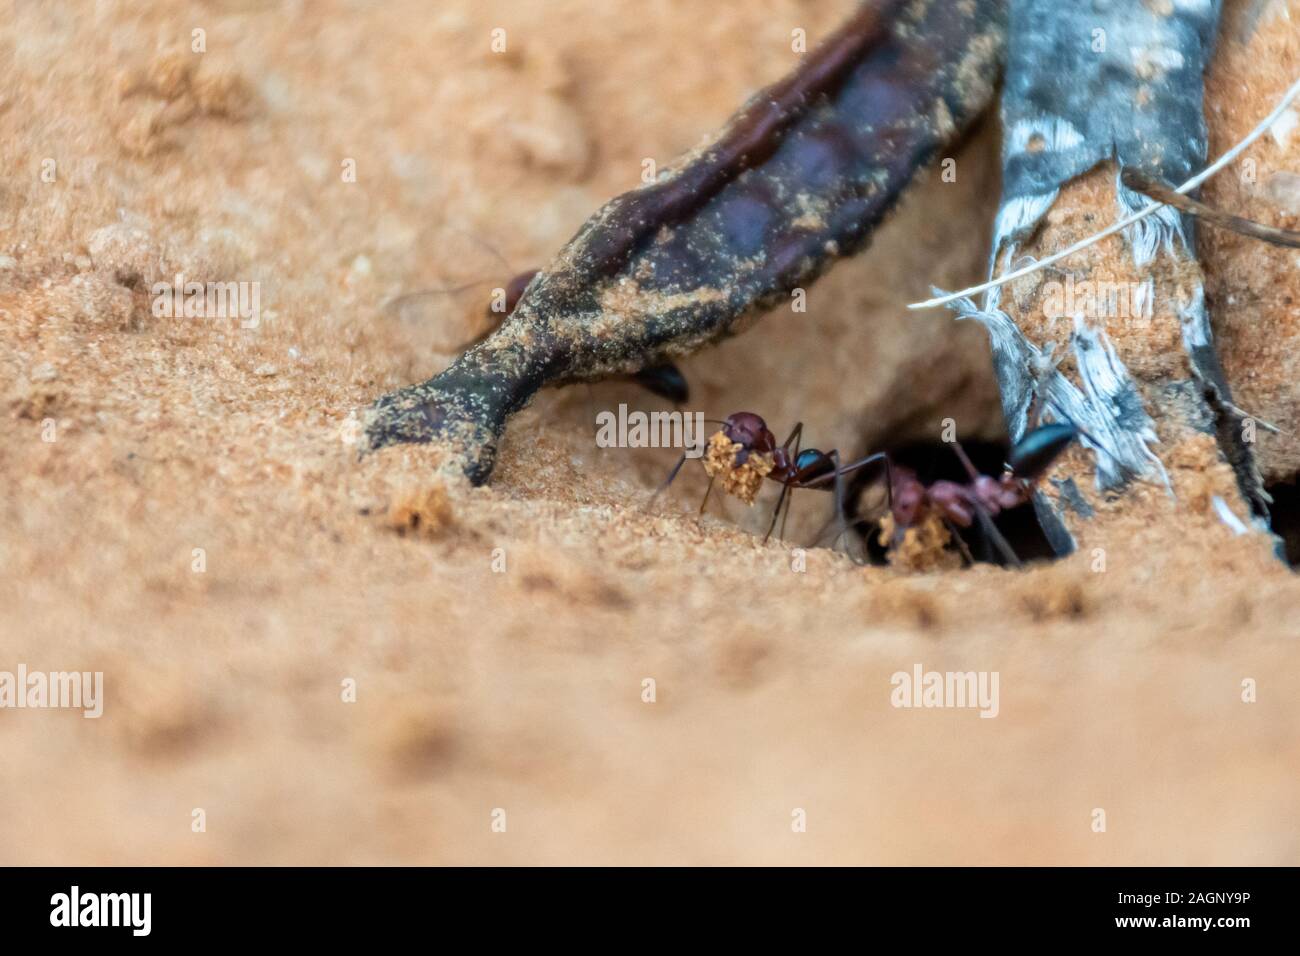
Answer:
[{"left": 364, "top": 0, "right": 1007, "bottom": 483}]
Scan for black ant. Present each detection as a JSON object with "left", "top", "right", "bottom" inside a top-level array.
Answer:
[
  {"left": 879, "top": 421, "right": 1080, "bottom": 567},
  {"left": 653, "top": 411, "right": 890, "bottom": 550}
]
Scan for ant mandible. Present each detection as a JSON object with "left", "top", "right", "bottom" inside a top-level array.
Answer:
[{"left": 654, "top": 411, "right": 891, "bottom": 549}]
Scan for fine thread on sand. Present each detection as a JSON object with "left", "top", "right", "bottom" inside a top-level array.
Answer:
[{"left": 908, "top": 75, "right": 1300, "bottom": 311}]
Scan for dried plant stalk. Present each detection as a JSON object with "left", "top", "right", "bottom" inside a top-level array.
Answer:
[
  {"left": 943, "top": 0, "right": 1272, "bottom": 555},
  {"left": 364, "top": 0, "right": 1006, "bottom": 483}
]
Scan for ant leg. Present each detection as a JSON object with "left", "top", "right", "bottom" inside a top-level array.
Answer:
[
  {"left": 943, "top": 517, "right": 976, "bottom": 566},
  {"left": 880, "top": 454, "right": 895, "bottom": 513},
  {"left": 949, "top": 440, "right": 982, "bottom": 483},
  {"left": 862, "top": 453, "right": 894, "bottom": 513},
  {"left": 804, "top": 451, "right": 894, "bottom": 511},
  {"left": 646, "top": 451, "right": 689, "bottom": 510},
  {"left": 971, "top": 503, "right": 1022, "bottom": 568},
  {"left": 759, "top": 422, "right": 803, "bottom": 545},
  {"left": 698, "top": 474, "right": 717, "bottom": 516},
  {"left": 763, "top": 482, "right": 791, "bottom": 544},
  {"left": 780, "top": 422, "right": 804, "bottom": 454},
  {"left": 831, "top": 452, "right": 869, "bottom": 562},
  {"left": 829, "top": 450, "right": 845, "bottom": 520},
  {"left": 798, "top": 451, "right": 853, "bottom": 557},
  {"left": 944, "top": 436, "right": 1026, "bottom": 567},
  {"left": 825, "top": 450, "right": 849, "bottom": 553},
  {"left": 779, "top": 482, "right": 795, "bottom": 544},
  {"left": 807, "top": 451, "right": 895, "bottom": 559},
  {"left": 825, "top": 450, "right": 880, "bottom": 563}
]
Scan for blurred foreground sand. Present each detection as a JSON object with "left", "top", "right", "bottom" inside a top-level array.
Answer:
[{"left": 0, "top": 0, "right": 1296, "bottom": 864}]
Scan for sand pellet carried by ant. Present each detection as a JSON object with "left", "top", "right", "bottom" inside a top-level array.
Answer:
[{"left": 653, "top": 411, "right": 891, "bottom": 553}]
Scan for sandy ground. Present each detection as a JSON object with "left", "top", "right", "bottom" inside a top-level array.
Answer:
[{"left": 1, "top": 0, "right": 1298, "bottom": 865}]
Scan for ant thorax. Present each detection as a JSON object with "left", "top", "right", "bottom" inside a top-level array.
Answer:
[
  {"left": 702, "top": 430, "right": 774, "bottom": 505},
  {"left": 971, "top": 475, "right": 1024, "bottom": 514}
]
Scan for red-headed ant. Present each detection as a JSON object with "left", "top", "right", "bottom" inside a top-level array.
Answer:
[
  {"left": 653, "top": 411, "right": 890, "bottom": 550},
  {"left": 881, "top": 422, "right": 1079, "bottom": 567}
]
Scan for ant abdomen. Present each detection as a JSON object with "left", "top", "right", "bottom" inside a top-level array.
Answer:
[
  {"left": 794, "top": 448, "right": 834, "bottom": 482},
  {"left": 1007, "top": 423, "right": 1077, "bottom": 479}
]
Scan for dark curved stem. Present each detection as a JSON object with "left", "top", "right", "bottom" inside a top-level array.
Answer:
[{"left": 365, "top": 0, "right": 1007, "bottom": 483}]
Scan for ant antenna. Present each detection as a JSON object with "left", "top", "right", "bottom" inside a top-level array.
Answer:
[
  {"left": 443, "top": 226, "right": 515, "bottom": 273},
  {"left": 381, "top": 280, "right": 496, "bottom": 313},
  {"left": 381, "top": 227, "right": 518, "bottom": 317}
]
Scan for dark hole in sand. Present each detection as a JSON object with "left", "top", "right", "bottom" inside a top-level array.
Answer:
[
  {"left": 843, "top": 439, "right": 1057, "bottom": 566},
  {"left": 1265, "top": 476, "right": 1300, "bottom": 567}
]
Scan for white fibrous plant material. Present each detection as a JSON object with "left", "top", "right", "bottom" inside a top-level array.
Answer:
[
  {"left": 946, "top": 292, "right": 1168, "bottom": 492},
  {"left": 942, "top": 0, "right": 1232, "bottom": 514},
  {"left": 1068, "top": 313, "right": 1170, "bottom": 492},
  {"left": 1211, "top": 495, "right": 1250, "bottom": 536},
  {"left": 1115, "top": 174, "right": 1188, "bottom": 267}
]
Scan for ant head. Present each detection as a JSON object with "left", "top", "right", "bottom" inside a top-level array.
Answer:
[
  {"left": 723, "top": 412, "right": 775, "bottom": 455},
  {"left": 1007, "top": 422, "right": 1077, "bottom": 480}
]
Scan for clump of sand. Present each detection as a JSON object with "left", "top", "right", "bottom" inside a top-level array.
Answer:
[
  {"left": 702, "top": 430, "right": 774, "bottom": 505},
  {"left": 387, "top": 481, "right": 456, "bottom": 538},
  {"left": 878, "top": 511, "right": 961, "bottom": 572}
]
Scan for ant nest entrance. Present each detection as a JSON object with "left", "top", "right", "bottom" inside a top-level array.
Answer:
[
  {"left": 702, "top": 431, "right": 773, "bottom": 505},
  {"left": 850, "top": 439, "right": 1060, "bottom": 569}
]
